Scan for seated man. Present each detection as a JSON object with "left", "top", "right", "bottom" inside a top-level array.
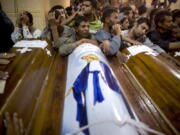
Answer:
[
  {"left": 95, "top": 8, "right": 122, "bottom": 56},
  {"left": 11, "top": 11, "right": 41, "bottom": 43},
  {"left": 0, "top": 2, "right": 14, "bottom": 52},
  {"left": 121, "top": 17, "right": 165, "bottom": 53},
  {"left": 148, "top": 10, "right": 180, "bottom": 51},
  {"left": 54, "top": 16, "right": 98, "bottom": 56},
  {"left": 41, "top": 5, "right": 71, "bottom": 41}
]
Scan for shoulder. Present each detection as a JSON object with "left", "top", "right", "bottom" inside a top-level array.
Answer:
[{"left": 121, "top": 30, "right": 129, "bottom": 36}]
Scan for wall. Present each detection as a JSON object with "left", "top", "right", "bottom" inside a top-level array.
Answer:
[
  {"left": 49, "top": 0, "right": 70, "bottom": 8},
  {"left": 0, "top": 0, "right": 46, "bottom": 30}
]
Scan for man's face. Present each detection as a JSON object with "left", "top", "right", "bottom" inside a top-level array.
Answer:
[
  {"left": 159, "top": 16, "right": 173, "bottom": 30},
  {"left": 134, "top": 23, "right": 149, "bottom": 38},
  {"left": 128, "top": 10, "right": 133, "bottom": 19},
  {"left": 107, "top": 12, "right": 119, "bottom": 27},
  {"left": 175, "top": 17, "right": 180, "bottom": 27},
  {"left": 82, "top": 1, "right": 92, "bottom": 15},
  {"left": 76, "top": 21, "right": 90, "bottom": 38},
  {"left": 172, "top": 27, "right": 180, "bottom": 40},
  {"left": 122, "top": 19, "right": 129, "bottom": 30},
  {"left": 56, "top": 9, "right": 66, "bottom": 19}
]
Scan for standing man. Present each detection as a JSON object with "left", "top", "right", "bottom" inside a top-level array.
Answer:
[
  {"left": 54, "top": 16, "right": 98, "bottom": 56},
  {"left": 0, "top": 2, "right": 14, "bottom": 52},
  {"left": 62, "top": 0, "right": 102, "bottom": 33},
  {"left": 121, "top": 17, "right": 165, "bottom": 53},
  {"left": 148, "top": 10, "right": 180, "bottom": 51},
  {"left": 95, "top": 8, "right": 122, "bottom": 56}
]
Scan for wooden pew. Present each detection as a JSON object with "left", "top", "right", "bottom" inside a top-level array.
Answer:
[
  {"left": 0, "top": 42, "right": 67, "bottom": 135},
  {"left": 108, "top": 47, "right": 180, "bottom": 135}
]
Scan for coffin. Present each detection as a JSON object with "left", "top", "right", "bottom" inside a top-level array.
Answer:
[
  {"left": 0, "top": 41, "right": 178, "bottom": 135},
  {"left": 62, "top": 44, "right": 162, "bottom": 135},
  {"left": 115, "top": 45, "right": 180, "bottom": 134}
]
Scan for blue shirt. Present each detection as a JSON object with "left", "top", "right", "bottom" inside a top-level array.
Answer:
[{"left": 95, "top": 29, "right": 121, "bottom": 56}]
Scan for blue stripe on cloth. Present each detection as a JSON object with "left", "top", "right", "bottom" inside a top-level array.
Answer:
[
  {"left": 73, "top": 63, "right": 90, "bottom": 135},
  {"left": 72, "top": 61, "right": 123, "bottom": 134},
  {"left": 100, "top": 61, "right": 121, "bottom": 93}
]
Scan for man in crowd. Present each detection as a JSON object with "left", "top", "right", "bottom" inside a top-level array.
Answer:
[
  {"left": 11, "top": 11, "right": 41, "bottom": 43},
  {"left": 96, "top": 8, "right": 122, "bottom": 56},
  {"left": 41, "top": 5, "right": 71, "bottom": 41},
  {"left": 62, "top": 0, "right": 102, "bottom": 33},
  {"left": 121, "top": 17, "right": 165, "bottom": 53},
  {"left": 0, "top": 2, "right": 14, "bottom": 52},
  {"left": 54, "top": 16, "right": 98, "bottom": 56},
  {"left": 148, "top": 10, "right": 180, "bottom": 51}
]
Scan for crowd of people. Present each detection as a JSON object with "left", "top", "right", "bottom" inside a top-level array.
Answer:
[
  {"left": 0, "top": 0, "right": 180, "bottom": 134},
  {"left": 1, "top": 0, "right": 180, "bottom": 56}
]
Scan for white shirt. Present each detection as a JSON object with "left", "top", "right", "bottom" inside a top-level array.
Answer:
[
  {"left": 11, "top": 26, "right": 42, "bottom": 43},
  {"left": 122, "top": 30, "right": 165, "bottom": 53}
]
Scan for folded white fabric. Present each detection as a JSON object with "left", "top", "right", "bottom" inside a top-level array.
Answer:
[
  {"left": 14, "top": 40, "right": 48, "bottom": 49},
  {"left": 16, "top": 47, "right": 32, "bottom": 53},
  {"left": 174, "top": 51, "right": 180, "bottom": 57}
]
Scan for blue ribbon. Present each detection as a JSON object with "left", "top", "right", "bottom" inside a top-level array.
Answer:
[
  {"left": 100, "top": 61, "right": 121, "bottom": 93},
  {"left": 89, "top": 71, "right": 104, "bottom": 105},
  {"left": 72, "top": 63, "right": 90, "bottom": 135},
  {"left": 72, "top": 61, "right": 121, "bottom": 134}
]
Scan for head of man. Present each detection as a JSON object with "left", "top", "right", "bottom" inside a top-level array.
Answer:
[
  {"left": 19, "top": 11, "right": 33, "bottom": 27},
  {"left": 120, "top": 6, "right": 133, "bottom": 19},
  {"left": 154, "top": 10, "right": 173, "bottom": 31},
  {"left": 119, "top": 16, "right": 129, "bottom": 30},
  {"left": 172, "top": 9, "right": 180, "bottom": 27},
  {"left": 101, "top": 8, "right": 119, "bottom": 27},
  {"left": 171, "top": 24, "right": 180, "bottom": 40},
  {"left": 81, "top": 0, "right": 97, "bottom": 15},
  {"left": 74, "top": 16, "right": 90, "bottom": 38},
  {"left": 49, "top": 5, "right": 66, "bottom": 20},
  {"left": 132, "top": 17, "right": 150, "bottom": 39}
]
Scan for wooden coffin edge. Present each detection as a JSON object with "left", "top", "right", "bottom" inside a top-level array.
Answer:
[{"left": 108, "top": 56, "right": 178, "bottom": 135}]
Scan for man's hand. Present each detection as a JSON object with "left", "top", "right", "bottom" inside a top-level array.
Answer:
[
  {"left": 100, "top": 40, "right": 110, "bottom": 55},
  {"left": 0, "top": 59, "right": 10, "bottom": 65},
  {"left": 0, "top": 71, "right": 9, "bottom": 80},
  {"left": 113, "top": 24, "right": 121, "bottom": 36},
  {"left": 130, "top": 40, "right": 142, "bottom": 45},
  {"left": 0, "top": 53, "right": 16, "bottom": 59},
  {"left": 4, "top": 112, "right": 25, "bottom": 135},
  {"left": 16, "top": 14, "right": 23, "bottom": 28},
  {"left": 48, "top": 12, "right": 61, "bottom": 26},
  {"left": 73, "top": 39, "right": 98, "bottom": 49},
  {"left": 80, "top": 39, "right": 98, "bottom": 46},
  {"left": 21, "top": 12, "right": 30, "bottom": 26},
  {"left": 76, "top": 10, "right": 84, "bottom": 16},
  {"left": 116, "top": 51, "right": 128, "bottom": 65}
]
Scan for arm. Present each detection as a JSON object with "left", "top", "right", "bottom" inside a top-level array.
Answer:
[
  {"left": 122, "top": 36, "right": 142, "bottom": 45},
  {"left": 148, "top": 31, "right": 171, "bottom": 51},
  {"left": 55, "top": 39, "right": 82, "bottom": 56},
  {"left": 169, "top": 42, "right": 180, "bottom": 50},
  {"left": 48, "top": 12, "right": 60, "bottom": 41},
  {"left": 61, "top": 10, "right": 84, "bottom": 26},
  {"left": 50, "top": 25, "right": 59, "bottom": 41},
  {"left": 11, "top": 27, "right": 22, "bottom": 43},
  {"left": 144, "top": 38, "right": 165, "bottom": 53},
  {"left": 96, "top": 28, "right": 121, "bottom": 56},
  {"left": 32, "top": 29, "right": 42, "bottom": 38},
  {"left": 22, "top": 25, "right": 33, "bottom": 39}
]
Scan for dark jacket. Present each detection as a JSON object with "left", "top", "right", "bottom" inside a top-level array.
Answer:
[{"left": 0, "top": 10, "right": 14, "bottom": 52}]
